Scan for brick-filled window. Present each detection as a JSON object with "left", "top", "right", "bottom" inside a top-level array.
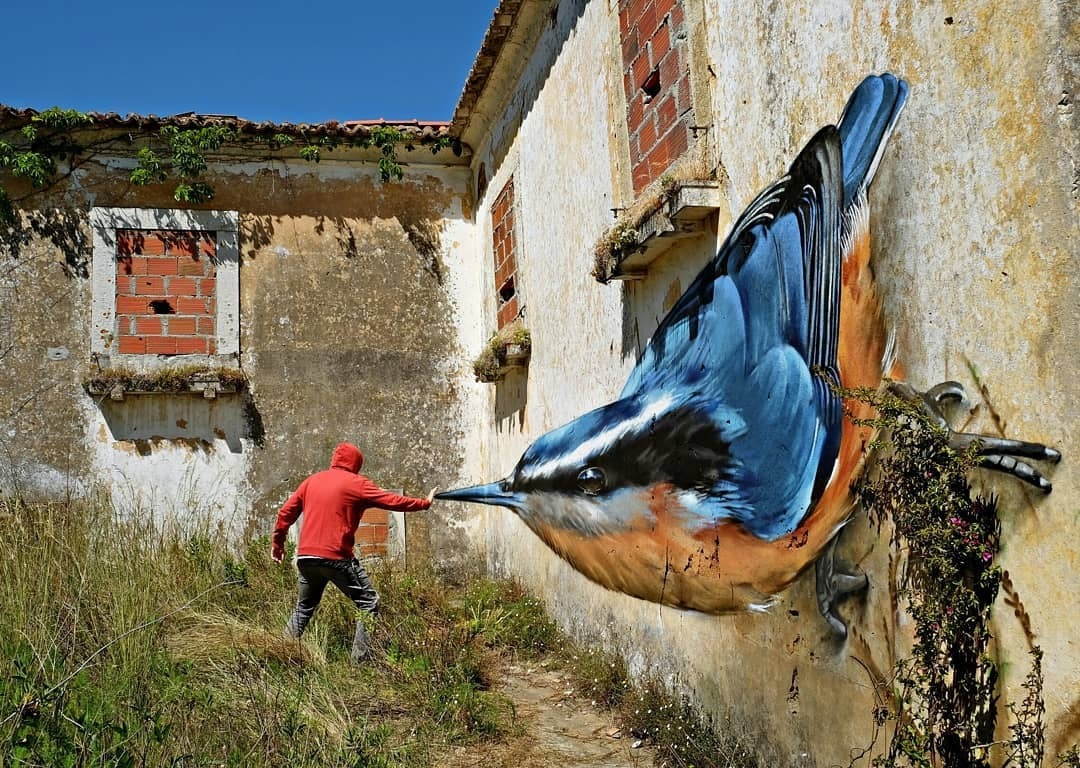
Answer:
[
  {"left": 491, "top": 177, "right": 521, "bottom": 330},
  {"left": 91, "top": 208, "right": 239, "bottom": 360},
  {"left": 356, "top": 508, "right": 389, "bottom": 558},
  {"left": 115, "top": 230, "right": 218, "bottom": 355},
  {"left": 619, "top": 0, "right": 694, "bottom": 195}
]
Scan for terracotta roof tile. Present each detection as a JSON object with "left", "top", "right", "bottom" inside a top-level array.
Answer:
[{"left": 0, "top": 106, "right": 451, "bottom": 143}]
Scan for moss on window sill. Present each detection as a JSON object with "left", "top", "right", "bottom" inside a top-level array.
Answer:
[
  {"left": 472, "top": 323, "right": 531, "bottom": 383},
  {"left": 84, "top": 365, "right": 247, "bottom": 399}
]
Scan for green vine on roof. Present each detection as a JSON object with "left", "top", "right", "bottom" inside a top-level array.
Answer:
[{"left": 0, "top": 108, "right": 457, "bottom": 224}]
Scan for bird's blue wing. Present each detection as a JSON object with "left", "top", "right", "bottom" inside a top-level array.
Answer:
[{"left": 622, "top": 128, "right": 844, "bottom": 540}]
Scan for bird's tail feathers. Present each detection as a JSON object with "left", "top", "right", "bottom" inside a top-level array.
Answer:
[{"left": 837, "top": 73, "right": 909, "bottom": 208}]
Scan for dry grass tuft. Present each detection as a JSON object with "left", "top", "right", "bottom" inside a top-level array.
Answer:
[{"left": 167, "top": 609, "right": 325, "bottom": 666}]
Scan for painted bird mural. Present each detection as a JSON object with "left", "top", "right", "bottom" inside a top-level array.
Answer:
[{"left": 437, "top": 74, "right": 1060, "bottom": 634}]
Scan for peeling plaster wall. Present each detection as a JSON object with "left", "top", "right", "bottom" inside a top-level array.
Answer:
[
  {"left": 457, "top": 0, "right": 1079, "bottom": 763},
  {"left": 0, "top": 152, "right": 481, "bottom": 564}
]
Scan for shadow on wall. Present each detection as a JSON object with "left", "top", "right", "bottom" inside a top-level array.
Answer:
[
  {"left": 95, "top": 392, "right": 264, "bottom": 454},
  {"left": 494, "top": 367, "right": 528, "bottom": 431}
]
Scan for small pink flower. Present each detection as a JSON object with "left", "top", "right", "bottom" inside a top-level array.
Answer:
[{"left": 981, "top": 551, "right": 993, "bottom": 562}]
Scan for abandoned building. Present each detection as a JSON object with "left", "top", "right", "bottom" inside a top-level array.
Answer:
[{"left": 1, "top": 0, "right": 1076, "bottom": 762}]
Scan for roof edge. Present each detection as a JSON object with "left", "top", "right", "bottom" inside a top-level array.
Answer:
[
  {"left": 448, "top": 0, "right": 529, "bottom": 140},
  {"left": 0, "top": 106, "right": 452, "bottom": 143}
]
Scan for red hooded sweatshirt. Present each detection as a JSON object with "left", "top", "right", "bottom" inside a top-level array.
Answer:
[{"left": 272, "top": 442, "right": 431, "bottom": 560}]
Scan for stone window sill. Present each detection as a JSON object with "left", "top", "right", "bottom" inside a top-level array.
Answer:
[{"left": 601, "top": 181, "right": 722, "bottom": 281}]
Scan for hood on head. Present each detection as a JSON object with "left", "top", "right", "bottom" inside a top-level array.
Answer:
[{"left": 330, "top": 442, "right": 364, "bottom": 472}]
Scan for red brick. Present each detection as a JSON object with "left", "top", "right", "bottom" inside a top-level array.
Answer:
[
  {"left": 657, "top": 94, "right": 678, "bottom": 133},
  {"left": 175, "top": 297, "right": 211, "bottom": 315},
  {"left": 631, "top": 52, "right": 652, "bottom": 92},
  {"left": 677, "top": 73, "right": 692, "bottom": 113},
  {"left": 355, "top": 525, "right": 384, "bottom": 545},
  {"left": 651, "top": 21, "right": 671, "bottom": 63},
  {"left": 670, "top": 2, "right": 684, "bottom": 29},
  {"left": 167, "top": 234, "right": 198, "bottom": 257},
  {"left": 639, "top": 115, "right": 659, "bottom": 155},
  {"left": 632, "top": 161, "right": 652, "bottom": 194},
  {"left": 134, "top": 276, "right": 165, "bottom": 295},
  {"left": 115, "top": 276, "right": 134, "bottom": 295},
  {"left": 178, "top": 256, "right": 209, "bottom": 276},
  {"left": 116, "top": 255, "right": 148, "bottom": 276},
  {"left": 175, "top": 337, "right": 208, "bottom": 354},
  {"left": 134, "top": 234, "right": 166, "bottom": 255},
  {"left": 638, "top": 4, "right": 658, "bottom": 39},
  {"left": 168, "top": 277, "right": 198, "bottom": 296},
  {"left": 663, "top": 123, "right": 689, "bottom": 158},
  {"left": 619, "top": 2, "right": 631, "bottom": 34},
  {"left": 116, "top": 231, "right": 134, "bottom": 256},
  {"left": 147, "top": 257, "right": 178, "bottom": 276},
  {"left": 196, "top": 317, "right": 216, "bottom": 335},
  {"left": 627, "top": 0, "right": 650, "bottom": 27},
  {"left": 118, "top": 335, "right": 146, "bottom": 354},
  {"left": 647, "top": 139, "right": 670, "bottom": 176},
  {"left": 199, "top": 234, "right": 216, "bottom": 257},
  {"left": 135, "top": 316, "right": 163, "bottom": 335},
  {"left": 116, "top": 295, "right": 150, "bottom": 314},
  {"left": 198, "top": 278, "right": 216, "bottom": 298},
  {"left": 498, "top": 297, "right": 519, "bottom": 329},
  {"left": 168, "top": 316, "right": 197, "bottom": 335},
  {"left": 207, "top": 338, "right": 217, "bottom": 354},
  {"left": 659, "top": 50, "right": 683, "bottom": 92},
  {"left": 363, "top": 508, "right": 390, "bottom": 526},
  {"left": 655, "top": 0, "right": 676, "bottom": 19},
  {"left": 358, "top": 543, "right": 388, "bottom": 558},
  {"left": 145, "top": 336, "right": 177, "bottom": 355},
  {"left": 621, "top": 26, "right": 639, "bottom": 62},
  {"left": 627, "top": 95, "right": 645, "bottom": 132}
]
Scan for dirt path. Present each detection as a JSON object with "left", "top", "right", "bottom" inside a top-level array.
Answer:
[{"left": 442, "top": 660, "right": 657, "bottom": 768}]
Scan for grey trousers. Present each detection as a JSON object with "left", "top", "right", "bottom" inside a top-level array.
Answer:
[{"left": 286, "top": 557, "right": 379, "bottom": 661}]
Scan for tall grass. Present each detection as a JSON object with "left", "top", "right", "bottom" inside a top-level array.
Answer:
[{"left": 0, "top": 496, "right": 556, "bottom": 767}]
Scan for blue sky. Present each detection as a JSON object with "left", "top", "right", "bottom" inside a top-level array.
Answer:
[{"left": 1, "top": 1, "right": 497, "bottom": 124}]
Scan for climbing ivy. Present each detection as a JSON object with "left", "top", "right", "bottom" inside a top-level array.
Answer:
[
  {"left": 841, "top": 385, "right": 1053, "bottom": 768},
  {"left": 1, "top": 107, "right": 457, "bottom": 224},
  {"left": 0, "top": 108, "right": 94, "bottom": 223}
]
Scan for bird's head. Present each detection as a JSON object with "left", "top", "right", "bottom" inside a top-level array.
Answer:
[{"left": 436, "top": 391, "right": 744, "bottom": 536}]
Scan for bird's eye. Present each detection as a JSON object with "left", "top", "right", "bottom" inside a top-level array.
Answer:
[{"left": 577, "top": 467, "right": 606, "bottom": 496}]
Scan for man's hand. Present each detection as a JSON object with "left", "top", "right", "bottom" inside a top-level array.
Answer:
[
  {"left": 426, "top": 487, "right": 439, "bottom": 503},
  {"left": 271, "top": 543, "right": 284, "bottom": 564}
]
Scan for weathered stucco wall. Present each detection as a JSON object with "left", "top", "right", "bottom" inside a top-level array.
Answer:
[
  {"left": 449, "top": 0, "right": 1078, "bottom": 763},
  {"left": 0, "top": 150, "right": 482, "bottom": 562}
]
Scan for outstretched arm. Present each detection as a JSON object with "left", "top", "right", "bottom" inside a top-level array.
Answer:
[{"left": 353, "top": 476, "right": 435, "bottom": 511}]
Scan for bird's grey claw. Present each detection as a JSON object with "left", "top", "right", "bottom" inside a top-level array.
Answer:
[
  {"left": 895, "top": 380, "right": 1060, "bottom": 493},
  {"left": 815, "top": 536, "right": 867, "bottom": 638},
  {"left": 923, "top": 381, "right": 966, "bottom": 407}
]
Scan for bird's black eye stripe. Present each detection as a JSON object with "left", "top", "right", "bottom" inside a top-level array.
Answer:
[{"left": 577, "top": 467, "right": 606, "bottom": 496}]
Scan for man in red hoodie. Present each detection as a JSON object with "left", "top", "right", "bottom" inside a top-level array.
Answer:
[{"left": 272, "top": 442, "right": 435, "bottom": 662}]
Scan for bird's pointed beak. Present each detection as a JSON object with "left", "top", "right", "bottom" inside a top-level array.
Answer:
[{"left": 436, "top": 479, "right": 524, "bottom": 510}]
